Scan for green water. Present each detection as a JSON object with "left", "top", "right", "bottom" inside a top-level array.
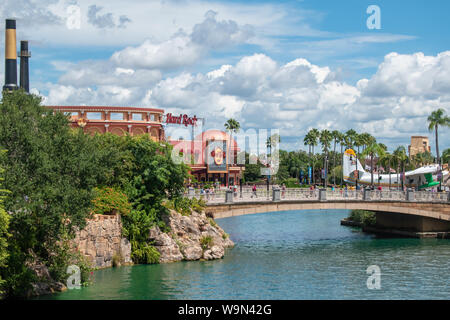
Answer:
[{"left": 40, "top": 210, "right": 450, "bottom": 300}]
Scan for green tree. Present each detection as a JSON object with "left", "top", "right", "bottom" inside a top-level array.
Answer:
[
  {"left": 427, "top": 108, "right": 450, "bottom": 187},
  {"left": 379, "top": 152, "right": 393, "bottom": 189},
  {"left": 393, "top": 146, "right": 408, "bottom": 190},
  {"left": 344, "top": 129, "right": 357, "bottom": 149},
  {"left": 442, "top": 148, "right": 450, "bottom": 166},
  {"left": 0, "top": 91, "right": 108, "bottom": 296},
  {"left": 0, "top": 153, "right": 10, "bottom": 297},
  {"left": 224, "top": 118, "right": 241, "bottom": 186},
  {"left": 303, "top": 132, "right": 314, "bottom": 184},
  {"left": 362, "top": 142, "right": 386, "bottom": 188},
  {"left": 308, "top": 129, "right": 320, "bottom": 184},
  {"left": 320, "top": 130, "right": 332, "bottom": 187},
  {"left": 331, "top": 130, "right": 341, "bottom": 186}
]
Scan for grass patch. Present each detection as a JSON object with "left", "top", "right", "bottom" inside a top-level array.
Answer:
[{"left": 200, "top": 236, "right": 213, "bottom": 251}]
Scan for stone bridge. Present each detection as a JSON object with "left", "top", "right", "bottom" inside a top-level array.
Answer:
[{"left": 202, "top": 189, "right": 450, "bottom": 237}]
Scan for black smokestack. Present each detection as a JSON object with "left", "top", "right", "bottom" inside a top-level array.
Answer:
[
  {"left": 19, "top": 40, "right": 30, "bottom": 93},
  {"left": 3, "top": 19, "right": 18, "bottom": 92}
]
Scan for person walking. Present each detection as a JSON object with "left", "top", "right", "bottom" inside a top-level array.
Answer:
[{"left": 252, "top": 184, "right": 257, "bottom": 198}]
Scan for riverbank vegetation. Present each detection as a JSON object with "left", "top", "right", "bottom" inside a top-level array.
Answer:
[
  {"left": 348, "top": 210, "right": 376, "bottom": 227},
  {"left": 0, "top": 91, "right": 190, "bottom": 298}
]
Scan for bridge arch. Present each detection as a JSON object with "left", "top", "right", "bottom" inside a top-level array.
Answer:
[{"left": 206, "top": 200, "right": 450, "bottom": 224}]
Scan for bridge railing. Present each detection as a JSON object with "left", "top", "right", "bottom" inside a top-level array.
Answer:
[
  {"left": 414, "top": 191, "right": 448, "bottom": 202},
  {"left": 326, "top": 190, "right": 362, "bottom": 200},
  {"left": 281, "top": 189, "right": 319, "bottom": 201},
  {"left": 186, "top": 188, "right": 449, "bottom": 204}
]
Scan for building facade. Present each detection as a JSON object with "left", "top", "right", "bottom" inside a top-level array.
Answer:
[
  {"left": 48, "top": 106, "right": 243, "bottom": 187},
  {"left": 48, "top": 106, "right": 165, "bottom": 141},
  {"left": 169, "top": 129, "right": 244, "bottom": 186},
  {"left": 409, "top": 136, "right": 431, "bottom": 157}
]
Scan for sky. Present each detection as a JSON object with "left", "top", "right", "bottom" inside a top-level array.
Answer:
[{"left": 0, "top": 0, "right": 449, "bottom": 153}]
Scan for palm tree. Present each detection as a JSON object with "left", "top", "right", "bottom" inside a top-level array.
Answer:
[
  {"left": 224, "top": 118, "right": 241, "bottom": 186},
  {"left": 337, "top": 132, "right": 346, "bottom": 186},
  {"left": 379, "top": 152, "right": 393, "bottom": 189},
  {"left": 427, "top": 108, "right": 450, "bottom": 188},
  {"left": 393, "top": 146, "right": 408, "bottom": 190},
  {"left": 266, "top": 133, "right": 280, "bottom": 187},
  {"left": 310, "top": 129, "right": 320, "bottom": 184},
  {"left": 362, "top": 142, "right": 386, "bottom": 188},
  {"left": 266, "top": 133, "right": 281, "bottom": 149},
  {"left": 320, "top": 130, "right": 332, "bottom": 187},
  {"left": 331, "top": 130, "right": 341, "bottom": 186},
  {"left": 355, "top": 133, "right": 364, "bottom": 156},
  {"left": 303, "top": 132, "right": 314, "bottom": 184},
  {"left": 413, "top": 151, "right": 434, "bottom": 167},
  {"left": 359, "top": 132, "right": 375, "bottom": 152},
  {"left": 345, "top": 129, "right": 357, "bottom": 149},
  {"left": 345, "top": 129, "right": 360, "bottom": 187}
]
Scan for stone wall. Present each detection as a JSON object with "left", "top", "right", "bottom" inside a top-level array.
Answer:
[{"left": 73, "top": 214, "right": 132, "bottom": 268}]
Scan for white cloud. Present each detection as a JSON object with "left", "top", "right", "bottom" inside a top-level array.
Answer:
[
  {"left": 41, "top": 49, "right": 450, "bottom": 152},
  {"left": 111, "top": 36, "right": 203, "bottom": 70},
  {"left": 111, "top": 10, "right": 255, "bottom": 70}
]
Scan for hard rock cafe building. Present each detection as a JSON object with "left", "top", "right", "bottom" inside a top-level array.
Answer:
[{"left": 48, "top": 106, "right": 243, "bottom": 187}]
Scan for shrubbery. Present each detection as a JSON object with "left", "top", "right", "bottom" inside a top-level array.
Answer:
[
  {"left": 200, "top": 236, "right": 213, "bottom": 250},
  {"left": 121, "top": 209, "right": 163, "bottom": 264},
  {"left": 164, "top": 197, "right": 206, "bottom": 216},
  {"left": 0, "top": 158, "right": 10, "bottom": 297},
  {"left": 91, "top": 187, "right": 131, "bottom": 216},
  {"left": 349, "top": 210, "right": 376, "bottom": 226}
]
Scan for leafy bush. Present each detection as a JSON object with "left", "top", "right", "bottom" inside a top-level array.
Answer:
[
  {"left": 121, "top": 209, "right": 164, "bottom": 264},
  {"left": 281, "top": 178, "right": 301, "bottom": 188},
  {"left": 131, "top": 243, "right": 160, "bottom": 264},
  {"left": 349, "top": 210, "right": 376, "bottom": 226},
  {"left": 91, "top": 187, "right": 131, "bottom": 216},
  {"left": 164, "top": 197, "right": 206, "bottom": 216},
  {"left": 0, "top": 159, "right": 11, "bottom": 297},
  {"left": 191, "top": 198, "right": 206, "bottom": 213}
]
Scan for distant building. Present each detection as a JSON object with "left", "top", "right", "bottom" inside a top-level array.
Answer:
[
  {"left": 408, "top": 136, "right": 431, "bottom": 157},
  {"left": 48, "top": 106, "right": 243, "bottom": 187},
  {"left": 48, "top": 106, "right": 165, "bottom": 141}
]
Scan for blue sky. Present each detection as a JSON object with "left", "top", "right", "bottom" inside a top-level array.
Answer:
[{"left": 1, "top": 0, "right": 449, "bottom": 153}]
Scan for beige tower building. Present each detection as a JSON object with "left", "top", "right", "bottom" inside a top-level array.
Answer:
[{"left": 408, "top": 136, "right": 431, "bottom": 157}]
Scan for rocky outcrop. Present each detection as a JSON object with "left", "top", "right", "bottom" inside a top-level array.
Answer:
[
  {"left": 73, "top": 214, "right": 132, "bottom": 268},
  {"left": 149, "top": 209, "right": 234, "bottom": 263},
  {"left": 26, "top": 253, "right": 67, "bottom": 297}
]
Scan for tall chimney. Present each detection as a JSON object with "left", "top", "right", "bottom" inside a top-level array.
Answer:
[
  {"left": 19, "top": 40, "right": 30, "bottom": 93},
  {"left": 3, "top": 19, "right": 18, "bottom": 92}
]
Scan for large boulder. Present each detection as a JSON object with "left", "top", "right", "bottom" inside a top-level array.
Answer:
[
  {"left": 182, "top": 245, "right": 203, "bottom": 260},
  {"left": 150, "top": 209, "right": 233, "bottom": 263},
  {"left": 149, "top": 226, "right": 183, "bottom": 263},
  {"left": 203, "top": 245, "right": 225, "bottom": 260}
]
